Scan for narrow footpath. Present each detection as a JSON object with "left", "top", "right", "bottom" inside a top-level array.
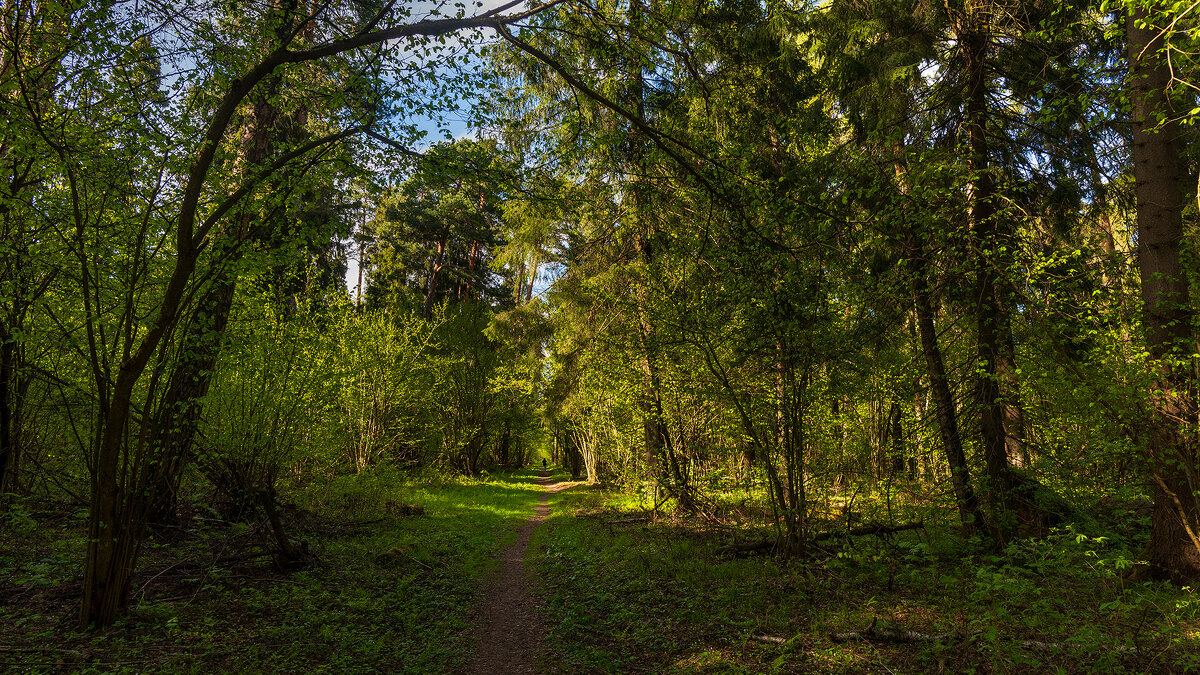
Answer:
[{"left": 467, "top": 470, "right": 565, "bottom": 674}]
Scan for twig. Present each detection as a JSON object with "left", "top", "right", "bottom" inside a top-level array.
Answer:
[
  {"left": 0, "top": 646, "right": 83, "bottom": 656},
  {"left": 138, "top": 558, "right": 190, "bottom": 600},
  {"left": 223, "top": 575, "right": 306, "bottom": 586}
]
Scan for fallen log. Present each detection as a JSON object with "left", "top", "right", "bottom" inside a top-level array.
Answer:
[
  {"left": 814, "top": 521, "right": 924, "bottom": 542},
  {"left": 714, "top": 539, "right": 774, "bottom": 557},
  {"left": 607, "top": 516, "right": 651, "bottom": 525},
  {"left": 717, "top": 521, "right": 924, "bottom": 558},
  {"left": 830, "top": 617, "right": 947, "bottom": 644},
  {"left": 830, "top": 617, "right": 1140, "bottom": 653}
]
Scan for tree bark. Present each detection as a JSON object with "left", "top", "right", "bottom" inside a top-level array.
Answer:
[
  {"left": 423, "top": 230, "right": 447, "bottom": 319},
  {"left": 1127, "top": 5, "right": 1200, "bottom": 583},
  {"left": 146, "top": 280, "right": 236, "bottom": 526},
  {"left": 957, "top": 0, "right": 1017, "bottom": 526}
]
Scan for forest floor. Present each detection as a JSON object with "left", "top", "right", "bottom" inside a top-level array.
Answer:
[{"left": 2, "top": 468, "right": 1199, "bottom": 673}]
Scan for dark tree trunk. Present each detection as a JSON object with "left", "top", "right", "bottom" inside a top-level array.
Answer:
[
  {"left": 499, "top": 419, "right": 511, "bottom": 468},
  {"left": 146, "top": 280, "right": 236, "bottom": 527},
  {"left": 889, "top": 401, "right": 905, "bottom": 476},
  {"left": 998, "top": 314, "right": 1027, "bottom": 469},
  {"left": 565, "top": 432, "right": 582, "bottom": 480},
  {"left": 0, "top": 324, "right": 15, "bottom": 495},
  {"left": 1127, "top": 5, "right": 1200, "bottom": 583},
  {"left": 910, "top": 238, "right": 988, "bottom": 536},
  {"left": 957, "top": 3, "right": 1016, "bottom": 527}
]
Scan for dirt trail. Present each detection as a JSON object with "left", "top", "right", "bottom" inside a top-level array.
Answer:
[{"left": 467, "top": 470, "right": 569, "bottom": 675}]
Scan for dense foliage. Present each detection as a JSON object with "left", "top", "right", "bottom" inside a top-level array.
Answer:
[{"left": 1, "top": 0, "right": 1199, "bottom": 651}]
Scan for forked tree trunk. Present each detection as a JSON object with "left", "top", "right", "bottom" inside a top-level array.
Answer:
[
  {"left": 1127, "top": 4, "right": 1200, "bottom": 583},
  {"left": 76, "top": 0, "right": 549, "bottom": 630}
]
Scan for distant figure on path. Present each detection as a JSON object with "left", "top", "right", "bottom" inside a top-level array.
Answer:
[{"left": 542, "top": 458, "right": 547, "bottom": 470}]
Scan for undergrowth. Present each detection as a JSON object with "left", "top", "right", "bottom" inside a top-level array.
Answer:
[
  {"left": 530, "top": 483, "right": 1200, "bottom": 674},
  {"left": 0, "top": 467, "right": 545, "bottom": 673}
]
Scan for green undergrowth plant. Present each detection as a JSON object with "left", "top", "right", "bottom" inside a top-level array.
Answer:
[
  {"left": 531, "top": 482, "right": 1200, "bottom": 674},
  {"left": 0, "top": 468, "right": 547, "bottom": 673}
]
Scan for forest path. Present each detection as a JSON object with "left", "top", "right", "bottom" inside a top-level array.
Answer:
[{"left": 467, "top": 469, "right": 568, "bottom": 675}]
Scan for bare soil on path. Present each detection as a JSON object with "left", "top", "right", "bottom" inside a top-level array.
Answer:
[{"left": 467, "top": 471, "right": 569, "bottom": 675}]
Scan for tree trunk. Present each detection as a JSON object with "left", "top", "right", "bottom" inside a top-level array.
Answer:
[
  {"left": 0, "top": 324, "right": 15, "bottom": 495},
  {"left": 499, "top": 419, "right": 511, "bottom": 468},
  {"left": 147, "top": 280, "right": 236, "bottom": 526},
  {"left": 565, "top": 431, "right": 582, "bottom": 480},
  {"left": 423, "top": 232, "right": 447, "bottom": 319},
  {"left": 910, "top": 237, "right": 988, "bottom": 536},
  {"left": 958, "top": 2, "right": 1016, "bottom": 529},
  {"left": 998, "top": 313, "right": 1027, "bottom": 469},
  {"left": 146, "top": 56, "right": 283, "bottom": 526},
  {"left": 525, "top": 259, "right": 537, "bottom": 303},
  {"left": 1127, "top": 5, "right": 1200, "bottom": 583},
  {"left": 889, "top": 400, "right": 906, "bottom": 476}
]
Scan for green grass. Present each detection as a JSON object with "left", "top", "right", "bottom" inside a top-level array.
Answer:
[{"left": 0, "top": 466, "right": 548, "bottom": 673}]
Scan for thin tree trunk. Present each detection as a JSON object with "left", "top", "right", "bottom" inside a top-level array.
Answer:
[
  {"left": 525, "top": 259, "right": 537, "bottom": 303},
  {"left": 0, "top": 324, "right": 15, "bottom": 494},
  {"left": 355, "top": 209, "right": 365, "bottom": 310},
  {"left": 889, "top": 400, "right": 905, "bottom": 476},
  {"left": 464, "top": 239, "right": 479, "bottom": 302},
  {"left": 423, "top": 232, "right": 447, "bottom": 319},
  {"left": 998, "top": 311, "right": 1027, "bottom": 469},
  {"left": 910, "top": 238, "right": 988, "bottom": 536}
]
